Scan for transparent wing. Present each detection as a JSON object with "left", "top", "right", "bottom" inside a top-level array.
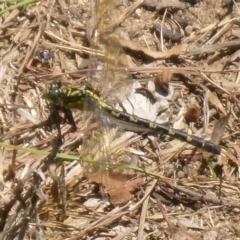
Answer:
[
  {"left": 88, "top": 0, "right": 132, "bottom": 104},
  {"left": 81, "top": 0, "right": 137, "bottom": 205}
]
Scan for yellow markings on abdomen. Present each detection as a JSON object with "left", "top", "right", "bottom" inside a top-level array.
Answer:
[
  {"left": 186, "top": 135, "right": 192, "bottom": 143},
  {"left": 201, "top": 142, "right": 205, "bottom": 148},
  {"left": 149, "top": 122, "right": 157, "bottom": 129},
  {"left": 168, "top": 128, "right": 176, "bottom": 136},
  {"left": 129, "top": 116, "right": 138, "bottom": 123},
  {"left": 111, "top": 111, "right": 121, "bottom": 118}
]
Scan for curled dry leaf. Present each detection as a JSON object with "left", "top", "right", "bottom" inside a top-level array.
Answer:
[
  {"left": 120, "top": 39, "right": 188, "bottom": 60},
  {"left": 87, "top": 172, "right": 143, "bottom": 206},
  {"left": 185, "top": 107, "right": 201, "bottom": 122},
  {"left": 155, "top": 69, "right": 173, "bottom": 94}
]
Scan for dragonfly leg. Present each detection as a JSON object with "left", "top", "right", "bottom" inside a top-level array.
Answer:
[
  {"left": 38, "top": 105, "right": 76, "bottom": 146},
  {"left": 63, "top": 108, "right": 77, "bottom": 132}
]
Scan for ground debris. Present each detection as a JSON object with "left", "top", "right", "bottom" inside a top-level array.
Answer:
[{"left": 0, "top": 0, "right": 240, "bottom": 239}]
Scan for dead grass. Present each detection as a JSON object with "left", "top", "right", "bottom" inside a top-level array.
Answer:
[{"left": 1, "top": 0, "right": 240, "bottom": 239}]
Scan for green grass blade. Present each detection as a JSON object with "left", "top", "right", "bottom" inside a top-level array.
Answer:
[{"left": 0, "top": 0, "right": 37, "bottom": 17}]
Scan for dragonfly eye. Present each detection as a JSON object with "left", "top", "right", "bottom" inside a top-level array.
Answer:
[
  {"left": 46, "top": 79, "right": 62, "bottom": 102},
  {"left": 51, "top": 79, "right": 62, "bottom": 88},
  {"left": 47, "top": 88, "right": 60, "bottom": 102}
]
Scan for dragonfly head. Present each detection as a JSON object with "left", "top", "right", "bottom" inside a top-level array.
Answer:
[{"left": 45, "top": 79, "right": 62, "bottom": 103}]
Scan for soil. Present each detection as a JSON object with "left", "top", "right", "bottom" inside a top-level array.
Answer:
[{"left": 1, "top": 0, "right": 240, "bottom": 239}]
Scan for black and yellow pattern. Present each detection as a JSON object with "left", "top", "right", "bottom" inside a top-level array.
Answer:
[
  {"left": 45, "top": 0, "right": 223, "bottom": 205},
  {"left": 46, "top": 79, "right": 222, "bottom": 155}
]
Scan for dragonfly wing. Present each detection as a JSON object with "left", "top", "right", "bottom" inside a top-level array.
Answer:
[
  {"left": 81, "top": 101, "right": 138, "bottom": 205},
  {"left": 81, "top": 0, "right": 138, "bottom": 205},
  {"left": 88, "top": 0, "right": 132, "bottom": 104}
]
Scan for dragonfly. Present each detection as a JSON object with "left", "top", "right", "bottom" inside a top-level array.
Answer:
[
  {"left": 45, "top": 0, "right": 223, "bottom": 205},
  {"left": 47, "top": 79, "right": 222, "bottom": 155}
]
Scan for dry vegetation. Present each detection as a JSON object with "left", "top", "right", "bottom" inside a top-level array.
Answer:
[{"left": 1, "top": 0, "right": 240, "bottom": 239}]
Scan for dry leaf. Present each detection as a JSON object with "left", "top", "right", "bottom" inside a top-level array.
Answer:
[
  {"left": 120, "top": 39, "right": 188, "bottom": 60},
  {"left": 87, "top": 172, "right": 142, "bottom": 206}
]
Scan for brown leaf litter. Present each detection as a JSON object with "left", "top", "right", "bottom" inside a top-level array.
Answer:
[{"left": 1, "top": 0, "right": 240, "bottom": 239}]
